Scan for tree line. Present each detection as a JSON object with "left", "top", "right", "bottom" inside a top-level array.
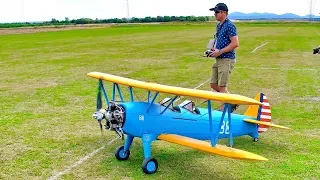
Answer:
[{"left": 0, "top": 16, "right": 215, "bottom": 28}]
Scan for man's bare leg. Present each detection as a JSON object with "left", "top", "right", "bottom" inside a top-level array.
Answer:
[
  {"left": 210, "top": 83, "right": 220, "bottom": 92},
  {"left": 218, "top": 86, "right": 229, "bottom": 111},
  {"left": 219, "top": 86, "right": 239, "bottom": 112},
  {"left": 203, "top": 83, "right": 220, "bottom": 105}
]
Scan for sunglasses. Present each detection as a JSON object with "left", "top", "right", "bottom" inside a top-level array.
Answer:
[{"left": 215, "top": 10, "right": 223, "bottom": 14}]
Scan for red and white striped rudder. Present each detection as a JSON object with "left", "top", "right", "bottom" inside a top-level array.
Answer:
[{"left": 257, "top": 93, "right": 271, "bottom": 133}]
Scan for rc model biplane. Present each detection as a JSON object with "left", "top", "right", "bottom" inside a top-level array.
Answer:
[{"left": 87, "top": 72, "right": 290, "bottom": 174}]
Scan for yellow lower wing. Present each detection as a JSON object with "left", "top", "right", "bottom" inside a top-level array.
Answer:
[
  {"left": 158, "top": 134, "right": 268, "bottom": 161},
  {"left": 243, "top": 119, "right": 291, "bottom": 130}
]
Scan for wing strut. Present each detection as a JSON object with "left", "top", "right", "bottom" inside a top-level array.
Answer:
[
  {"left": 146, "top": 92, "right": 159, "bottom": 113},
  {"left": 227, "top": 104, "right": 233, "bottom": 147},
  {"left": 210, "top": 103, "right": 234, "bottom": 147},
  {"left": 128, "top": 87, "right": 134, "bottom": 102},
  {"left": 112, "top": 83, "right": 124, "bottom": 102},
  {"left": 208, "top": 100, "right": 213, "bottom": 132},
  {"left": 161, "top": 95, "right": 178, "bottom": 114},
  {"left": 99, "top": 80, "right": 109, "bottom": 106},
  {"left": 148, "top": 90, "right": 151, "bottom": 102}
]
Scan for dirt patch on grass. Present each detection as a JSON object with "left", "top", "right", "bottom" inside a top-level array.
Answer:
[{"left": 0, "top": 24, "right": 113, "bottom": 35}]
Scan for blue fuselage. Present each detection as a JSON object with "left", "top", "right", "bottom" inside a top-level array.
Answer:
[{"left": 120, "top": 102, "right": 259, "bottom": 140}]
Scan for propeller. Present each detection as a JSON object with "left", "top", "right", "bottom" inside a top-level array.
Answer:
[
  {"left": 92, "top": 81, "right": 125, "bottom": 140},
  {"left": 95, "top": 83, "right": 103, "bottom": 132},
  {"left": 96, "top": 84, "right": 102, "bottom": 110}
]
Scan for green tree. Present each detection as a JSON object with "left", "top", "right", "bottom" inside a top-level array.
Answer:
[
  {"left": 51, "top": 18, "right": 58, "bottom": 23},
  {"left": 65, "top": 17, "right": 70, "bottom": 23}
]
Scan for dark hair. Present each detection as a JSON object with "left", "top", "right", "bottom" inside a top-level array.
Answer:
[{"left": 313, "top": 46, "right": 320, "bottom": 54}]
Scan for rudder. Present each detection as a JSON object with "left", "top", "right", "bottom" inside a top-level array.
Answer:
[{"left": 244, "top": 93, "right": 272, "bottom": 133}]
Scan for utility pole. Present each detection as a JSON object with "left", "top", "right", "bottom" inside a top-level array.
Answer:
[
  {"left": 126, "top": 0, "right": 130, "bottom": 22},
  {"left": 21, "top": 0, "right": 25, "bottom": 22},
  {"left": 309, "top": 0, "right": 315, "bottom": 21}
]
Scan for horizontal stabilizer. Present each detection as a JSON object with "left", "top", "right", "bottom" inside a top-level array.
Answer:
[
  {"left": 244, "top": 119, "right": 291, "bottom": 130},
  {"left": 158, "top": 134, "right": 268, "bottom": 161}
]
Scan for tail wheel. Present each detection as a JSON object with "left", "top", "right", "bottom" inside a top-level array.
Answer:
[{"left": 142, "top": 157, "right": 158, "bottom": 174}]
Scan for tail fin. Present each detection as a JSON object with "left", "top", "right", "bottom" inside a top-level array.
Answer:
[{"left": 244, "top": 93, "right": 271, "bottom": 133}]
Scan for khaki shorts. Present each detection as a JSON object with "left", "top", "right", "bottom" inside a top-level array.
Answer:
[{"left": 210, "top": 58, "right": 235, "bottom": 87}]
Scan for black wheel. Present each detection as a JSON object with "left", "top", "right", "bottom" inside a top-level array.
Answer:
[
  {"left": 253, "top": 138, "right": 259, "bottom": 142},
  {"left": 115, "top": 146, "right": 130, "bottom": 160},
  {"left": 142, "top": 157, "right": 158, "bottom": 174}
]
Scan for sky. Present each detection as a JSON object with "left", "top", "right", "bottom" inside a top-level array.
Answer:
[{"left": 0, "top": 0, "right": 319, "bottom": 23}]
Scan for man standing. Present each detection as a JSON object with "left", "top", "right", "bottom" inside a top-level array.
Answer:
[{"left": 209, "top": 3, "right": 239, "bottom": 112}]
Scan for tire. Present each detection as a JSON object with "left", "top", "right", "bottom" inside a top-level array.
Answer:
[
  {"left": 115, "top": 146, "right": 130, "bottom": 160},
  {"left": 142, "top": 157, "right": 158, "bottom": 174}
]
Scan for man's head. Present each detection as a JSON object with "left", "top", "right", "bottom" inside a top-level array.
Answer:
[
  {"left": 313, "top": 46, "right": 320, "bottom": 54},
  {"left": 209, "top": 3, "right": 228, "bottom": 21}
]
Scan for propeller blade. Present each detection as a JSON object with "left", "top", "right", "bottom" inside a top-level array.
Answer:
[
  {"left": 98, "top": 120, "right": 103, "bottom": 132},
  {"left": 98, "top": 120, "right": 104, "bottom": 137},
  {"left": 97, "top": 86, "right": 102, "bottom": 110}
]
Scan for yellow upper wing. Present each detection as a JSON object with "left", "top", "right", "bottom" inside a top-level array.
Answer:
[
  {"left": 158, "top": 134, "right": 268, "bottom": 161},
  {"left": 87, "top": 72, "right": 262, "bottom": 105}
]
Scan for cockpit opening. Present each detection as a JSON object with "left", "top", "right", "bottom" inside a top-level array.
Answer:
[{"left": 158, "top": 98, "right": 200, "bottom": 114}]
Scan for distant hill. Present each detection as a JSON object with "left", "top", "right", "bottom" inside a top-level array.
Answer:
[{"left": 229, "top": 12, "right": 320, "bottom": 20}]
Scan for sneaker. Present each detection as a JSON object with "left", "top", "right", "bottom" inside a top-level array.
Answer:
[{"left": 231, "top": 104, "right": 239, "bottom": 113}]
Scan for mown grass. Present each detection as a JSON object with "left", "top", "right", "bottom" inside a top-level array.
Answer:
[{"left": 0, "top": 22, "right": 319, "bottom": 180}]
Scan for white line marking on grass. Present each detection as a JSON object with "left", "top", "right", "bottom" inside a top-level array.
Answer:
[
  {"left": 193, "top": 79, "right": 210, "bottom": 89},
  {"left": 252, "top": 42, "right": 269, "bottom": 52},
  {"left": 236, "top": 67, "right": 318, "bottom": 71},
  {"left": 48, "top": 137, "right": 118, "bottom": 180}
]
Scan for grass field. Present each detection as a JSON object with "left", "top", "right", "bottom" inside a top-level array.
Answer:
[{"left": 1, "top": 22, "right": 320, "bottom": 180}]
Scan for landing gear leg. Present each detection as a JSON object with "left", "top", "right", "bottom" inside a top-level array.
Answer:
[
  {"left": 115, "top": 135, "right": 134, "bottom": 160},
  {"left": 141, "top": 134, "right": 158, "bottom": 174}
]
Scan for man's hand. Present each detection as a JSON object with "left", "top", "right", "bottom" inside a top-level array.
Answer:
[{"left": 209, "top": 48, "right": 222, "bottom": 57}]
